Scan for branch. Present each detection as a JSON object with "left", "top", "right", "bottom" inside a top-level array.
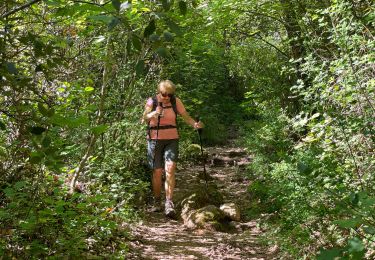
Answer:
[
  {"left": 72, "top": 0, "right": 111, "bottom": 7},
  {"left": 1, "top": 0, "right": 43, "bottom": 19},
  {"left": 69, "top": 33, "right": 113, "bottom": 194},
  {"left": 239, "top": 30, "right": 289, "bottom": 59},
  {"left": 255, "top": 34, "right": 289, "bottom": 59},
  {"left": 231, "top": 7, "right": 285, "bottom": 25},
  {"left": 0, "top": 109, "right": 17, "bottom": 119}
]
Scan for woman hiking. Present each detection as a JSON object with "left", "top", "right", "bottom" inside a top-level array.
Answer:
[{"left": 142, "top": 80, "right": 204, "bottom": 218}]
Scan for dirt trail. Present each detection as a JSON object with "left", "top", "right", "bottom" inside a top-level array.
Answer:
[{"left": 128, "top": 142, "right": 278, "bottom": 259}]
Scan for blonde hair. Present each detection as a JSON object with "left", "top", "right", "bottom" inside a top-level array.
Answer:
[{"left": 158, "top": 80, "right": 176, "bottom": 94}]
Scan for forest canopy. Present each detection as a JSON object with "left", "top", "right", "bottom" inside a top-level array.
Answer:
[{"left": 1, "top": 0, "right": 374, "bottom": 258}]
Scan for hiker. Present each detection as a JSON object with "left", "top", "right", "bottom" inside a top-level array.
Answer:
[{"left": 142, "top": 80, "right": 204, "bottom": 218}]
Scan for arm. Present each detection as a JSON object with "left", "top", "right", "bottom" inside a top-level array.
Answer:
[
  {"left": 142, "top": 105, "right": 160, "bottom": 123},
  {"left": 180, "top": 111, "right": 204, "bottom": 129}
]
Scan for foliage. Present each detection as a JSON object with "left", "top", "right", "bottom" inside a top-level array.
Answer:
[
  {"left": 238, "top": 0, "right": 374, "bottom": 258},
  {"left": 0, "top": 0, "right": 373, "bottom": 258},
  {"left": 0, "top": 178, "right": 132, "bottom": 258},
  {"left": 0, "top": 0, "right": 203, "bottom": 257}
]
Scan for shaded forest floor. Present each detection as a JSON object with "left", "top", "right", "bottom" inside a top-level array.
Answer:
[{"left": 127, "top": 140, "right": 279, "bottom": 259}]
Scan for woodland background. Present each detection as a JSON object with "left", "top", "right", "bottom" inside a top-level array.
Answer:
[{"left": 0, "top": 0, "right": 374, "bottom": 258}]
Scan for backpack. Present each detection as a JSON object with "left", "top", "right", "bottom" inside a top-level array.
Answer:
[{"left": 147, "top": 95, "right": 178, "bottom": 138}]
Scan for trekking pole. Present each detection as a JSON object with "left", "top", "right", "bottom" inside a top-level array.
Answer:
[
  {"left": 152, "top": 102, "right": 163, "bottom": 169},
  {"left": 196, "top": 117, "right": 208, "bottom": 189}
]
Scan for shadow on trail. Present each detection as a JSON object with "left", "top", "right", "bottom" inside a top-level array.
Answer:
[{"left": 128, "top": 142, "right": 278, "bottom": 259}]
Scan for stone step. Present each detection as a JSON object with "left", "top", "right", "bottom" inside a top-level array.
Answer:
[{"left": 209, "top": 155, "right": 251, "bottom": 168}]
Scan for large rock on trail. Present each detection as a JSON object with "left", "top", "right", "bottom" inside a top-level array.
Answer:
[
  {"left": 220, "top": 202, "right": 241, "bottom": 222},
  {"left": 185, "top": 205, "right": 227, "bottom": 231},
  {"left": 180, "top": 184, "right": 238, "bottom": 231}
]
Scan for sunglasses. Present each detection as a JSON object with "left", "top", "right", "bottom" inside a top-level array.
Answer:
[{"left": 160, "top": 92, "right": 174, "bottom": 98}]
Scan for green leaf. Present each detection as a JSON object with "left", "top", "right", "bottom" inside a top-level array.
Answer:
[
  {"left": 297, "top": 162, "right": 311, "bottom": 175},
  {"left": 112, "top": 0, "right": 121, "bottom": 11},
  {"left": 132, "top": 36, "right": 142, "bottom": 51},
  {"left": 347, "top": 237, "right": 364, "bottom": 253},
  {"left": 47, "top": 108, "right": 55, "bottom": 117},
  {"left": 44, "top": 0, "right": 63, "bottom": 7},
  {"left": 144, "top": 19, "right": 156, "bottom": 38},
  {"left": 166, "top": 19, "right": 182, "bottom": 35},
  {"left": 92, "top": 125, "right": 108, "bottom": 135},
  {"left": 19, "top": 219, "right": 37, "bottom": 231},
  {"left": 350, "top": 192, "right": 359, "bottom": 206},
  {"left": 42, "top": 136, "right": 52, "bottom": 148},
  {"left": 49, "top": 114, "right": 67, "bottom": 126},
  {"left": 68, "top": 116, "right": 89, "bottom": 128},
  {"left": 4, "top": 187, "right": 14, "bottom": 198},
  {"left": 38, "top": 103, "right": 54, "bottom": 117},
  {"left": 108, "top": 17, "right": 121, "bottom": 30},
  {"left": 317, "top": 248, "right": 342, "bottom": 260},
  {"left": 156, "top": 47, "right": 168, "bottom": 58},
  {"left": 29, "top": 151, "right": 43, "bottom": 164},
  {"left": 35, "top": 64, "right": 44, "bottom": 72},
  {"left": 161, "top": 0, "right": 171, "bottom": 11},
  {"left": 50, "top": 115, "right": 88, "bottom": 128},
  {"left": 163, "top": 31, "right": 174, "bottom": 42},
  {"left": 361, "top": 196, "right": 375, "bottom": 207},
  {"left": 6, "top": 62, "right": 18, "bottom": 74},
  {"left": 88, "top": 15, "right": 114, "bottom": 24},
  {"left": 135, "top": 60, "right": 145, "bottom": 75},
  {"left": 14, "top": 181, "right": 27, "bottom": 190},
  {"left": 0, "top": 146, "right": 6, "bottom": 157},
  {"left": 149, "top": 34, "right": 160, "bottom": 42},
  {"left": 126, "top": 39, "right": 132, "bottom": 53},
  {"left": 363, "top": 226, "right": 375, "bottom": 235},
  {"left": 84, "top": 86, "right": 94, "bottom": 92},
  {"left": 333, "top": 219, "right": 361, "bottom": 229},
  {"left": 0, "top": 121, "right": 5, "bottom": 130},
  {"left": 29, "top": 126, "right": 47, "bottom": 135},
  {"left": 178, "top": 1, "right": 187, "bottom": 15}
]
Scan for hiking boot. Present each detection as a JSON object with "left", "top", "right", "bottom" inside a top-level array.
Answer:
[
  {"left": 149, "top": 197, "right": 162, "bottom": 212},
  {"left": 165, "top": 199, "right": 176, "bottom": 219}
]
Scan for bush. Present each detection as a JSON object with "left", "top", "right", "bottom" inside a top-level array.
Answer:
[{"left": 0, "top": 177, "right": 132, "bottom": 258}]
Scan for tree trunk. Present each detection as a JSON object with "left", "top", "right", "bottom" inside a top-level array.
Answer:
[{"left": 69, "top": 34, "right": 113, "bottom": 194}]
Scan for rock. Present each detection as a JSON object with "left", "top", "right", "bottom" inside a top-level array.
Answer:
[
  {"left": 195, "top": 205, "right": 225, "bottom": 222},
  {"left": 206, "top": 184, "right": 224, "bottom": 206},
  {"left": 220, "top": 203, "right": 241, "bottom": 221},
  {"left": 268, "top": 244, "right": 279, "bottom": 254},
  {"left": 210, "top": 157, "right": 225, "bottom": 167},
  {"left": 180, "top": 184, "right": 224, "bottom": 210},
  {"left": 194, "top": 205, "right": 226, "bottom": 229},
  {"left": 180, "top": 185, "right": 227, "bottom": 231},
  {"left": 228, "top": 150, "right": 247, "bottom": 158},
  {"left": 183, "top": 205, "right": 227, "bottom": 231},
  {"left": 185, "top": 144, "right": 202, "bottom": 161},
  {"left": 181, "top": 193, "right": 207, "bottom": 228}
]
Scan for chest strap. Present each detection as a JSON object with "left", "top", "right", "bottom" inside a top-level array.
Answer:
[{"left": 148, "top": 125, "right": 177, "bottom": 130}]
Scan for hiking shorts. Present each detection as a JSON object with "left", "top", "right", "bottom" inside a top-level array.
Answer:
[{"left": 147, "top": 139, "right": 179, "bottom": 169}]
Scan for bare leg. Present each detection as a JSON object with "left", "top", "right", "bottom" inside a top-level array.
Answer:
[
  {"left": 164, "top": 161, "right": 176, "bottom": 200},
  {"left": 152, "top": 168, "right": 163, "bottom": 198}
]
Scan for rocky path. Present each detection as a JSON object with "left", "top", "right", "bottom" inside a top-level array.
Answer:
[{"left": 128, "top": 143, "right": 278, "bottom": 259}]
